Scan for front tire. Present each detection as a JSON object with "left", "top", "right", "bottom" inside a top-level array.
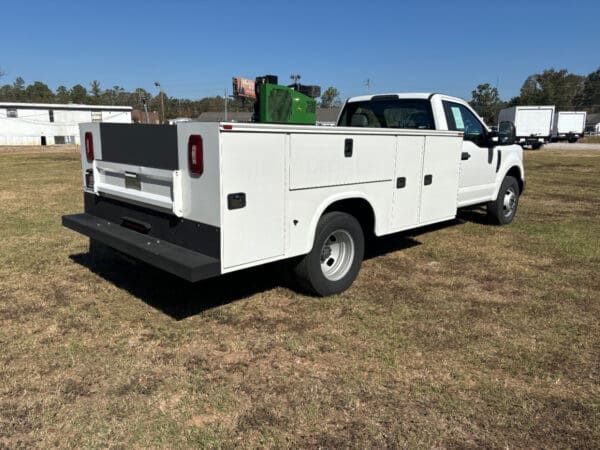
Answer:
[
  {"left": 292, "top": 212, "right": 364, "bottom": 296},
  {"left": 487, "top": 176, "right": 520, "bottom": 225}
]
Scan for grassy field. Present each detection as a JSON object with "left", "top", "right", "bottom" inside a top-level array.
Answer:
[
  {"left": 1, "top": 147, "right": 599, "bottom": 448},
  {"left": 580, "top": 136, "right": 600, "bottom": 144}
]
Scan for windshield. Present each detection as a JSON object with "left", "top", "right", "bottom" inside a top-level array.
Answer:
[{"left": 338, "top": 98, "right": 435, "bottom": 130}]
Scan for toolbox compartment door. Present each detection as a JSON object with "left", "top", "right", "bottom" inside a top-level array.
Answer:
[
  {"left": 220, "top": 132, "right": 286, "bottom": 269},
  {"left": 288, "top": 134, "right": 395, "bottom": 190}
]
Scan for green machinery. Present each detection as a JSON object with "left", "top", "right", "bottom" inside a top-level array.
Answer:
[{"left": 253, "top": 75, "right": 321, "bottom": 125}]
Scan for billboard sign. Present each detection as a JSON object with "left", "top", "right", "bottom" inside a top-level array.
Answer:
[{"left": 232, "top": 77, "right": 256, "bottom": 99}]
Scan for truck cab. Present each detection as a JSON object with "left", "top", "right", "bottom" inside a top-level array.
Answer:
[{"left": 337, "top": 93, "right": 525, "bottom": 209}]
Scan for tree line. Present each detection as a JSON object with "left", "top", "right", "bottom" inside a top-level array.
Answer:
[
  {"left": 470, "top": 67, "right": 600, "bottom": 124},
  {"left": 0, "top": 69, "right": 343, "bottom": 120},
  {"left": 0, "top": 75, "right": 255, "bottom": 119},
  {"left": 1, "top": 66, "right": 597, "bottom": 124}
]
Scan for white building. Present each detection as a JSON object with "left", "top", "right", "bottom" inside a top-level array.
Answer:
[{"left": 0, "top": 102, "right": 132, "bottom": 146}]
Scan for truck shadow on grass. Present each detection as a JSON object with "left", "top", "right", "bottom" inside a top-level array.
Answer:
[{"left": 69, "top": 215, "right": 484, "bottom": 320}]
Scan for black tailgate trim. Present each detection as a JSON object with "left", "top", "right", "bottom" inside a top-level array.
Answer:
[
  {"left": 99, "top": 123, "right": 178, "bottom": 170},
  {"left": 84, "top": 193, "right": 220, "bottom": 259},
  {"left": 63, "top": 213, "right": 220, "bottom": 282}
]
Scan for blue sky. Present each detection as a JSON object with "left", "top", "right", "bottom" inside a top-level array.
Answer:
[{"left": 2, "top": 0, "right": 598, "bottom": 102}]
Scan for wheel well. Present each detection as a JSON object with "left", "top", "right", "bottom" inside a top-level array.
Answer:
[
  {"left": 506, "top": 166, "right": 523, "bottom": 193},
  {"left": 323, "top": 198, "right": 376, "bottom": 237}
]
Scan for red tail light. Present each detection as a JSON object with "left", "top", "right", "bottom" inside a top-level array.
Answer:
[
  {"left": 188, "top": 134, "right": 204, "bottom": 176},
  {"left": 85, "top": 132, "right": 94, "bottom": 161}
]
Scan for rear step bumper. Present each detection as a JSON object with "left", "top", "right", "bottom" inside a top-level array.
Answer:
[{"left": 62, "top": 213, "right": 221, "bottom": 282}]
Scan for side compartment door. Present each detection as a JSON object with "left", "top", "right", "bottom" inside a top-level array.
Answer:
[
  {"left": 419, "top": 135, "right": 462, "bottom": 224},
  {"left": 289, "top": 133, "right": 395, "bottom": 189},
  {"left": 221, "top": 132, "right": 285, "bottom": 269},
  {"left": 391, "top": 136, "right": 424, "bottom": 231}
]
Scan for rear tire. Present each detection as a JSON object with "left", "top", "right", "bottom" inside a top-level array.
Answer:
[
  {"left": 292, "top": 212, "right": 364, "bottom": 296},
  {"left": 487, "top": 176, "right": 520, "bottom": 225}
]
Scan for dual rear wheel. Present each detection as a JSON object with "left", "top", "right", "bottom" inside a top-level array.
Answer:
[{"left": 292, "top": 212, "right": 364, "bottom": 296}]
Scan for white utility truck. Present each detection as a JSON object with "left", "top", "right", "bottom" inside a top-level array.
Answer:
[
  {"left": 498, "top": 105, "right": 555, "bottom": 149},
  {"left": 551, "top": 111, "right": 587, "bottom": 143},
  {"left": 63, "top": 93, "right": 525, "bottom": 296}
]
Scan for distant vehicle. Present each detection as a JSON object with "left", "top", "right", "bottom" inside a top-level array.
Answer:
[
  {"left": 499, "top": 106, "right": 555, "bottom": 149},
  {"left": 551, "top": 111, "right": 586, "bottom": 143}
]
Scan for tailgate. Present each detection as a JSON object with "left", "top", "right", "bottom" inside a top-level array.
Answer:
[{"left": 84, "top": 123, "right": 184, "bottom": 216}]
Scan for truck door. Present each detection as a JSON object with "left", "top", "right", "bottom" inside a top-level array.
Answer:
[{"left": 442, "top": 101, "right": 496, "bottom": 206}]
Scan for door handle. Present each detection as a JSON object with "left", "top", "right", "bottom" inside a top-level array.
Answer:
[
  {"left": 461, "top": 152, "right": 471, "bottom": 160},
  {"left": 424, "top": 174, "right": 433, "bottom": 185}
]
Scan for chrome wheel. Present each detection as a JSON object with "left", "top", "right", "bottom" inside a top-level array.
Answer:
[
  {"left": 503, "top": 186, "right": 517, "bottom": 218},
  {"left": 320, "top": 230, "right": 355, "bottom": 281}
]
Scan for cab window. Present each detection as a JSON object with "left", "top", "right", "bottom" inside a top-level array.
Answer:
[
  {"left": 339, "top": 98, "right": 435, "bottom": 130},
  {"left": 443, "top": 101, "right": 486, "bottom": 146}
]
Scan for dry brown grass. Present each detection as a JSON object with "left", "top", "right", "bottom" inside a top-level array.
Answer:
[
  {"left": 580, "top": 136, "right": 600, "bottom": 144},
  {"left": 0, "top": 147, "right": 599, "bottom": 448}
]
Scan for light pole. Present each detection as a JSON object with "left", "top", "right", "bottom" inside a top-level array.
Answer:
[
  {"left": 290, "top": 74, "right": 301, "bottom": 89},
  {"left": 141, "top": 96, "right": 149, "bottom": 124},
  {"left": 154, "top": 81, "right": 165, "bottom": 124}
]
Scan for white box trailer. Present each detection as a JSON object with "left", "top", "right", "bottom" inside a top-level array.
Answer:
[
  {"left": 552, "top": 111, "right": 586, "bottom": 142},
  {"left": 498, "top": 106, "right": 555, "bottom": 149}
]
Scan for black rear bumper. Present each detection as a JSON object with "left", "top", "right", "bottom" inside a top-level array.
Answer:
[{"left": 62, "top": 213, "right": 221, "bottom": 282}]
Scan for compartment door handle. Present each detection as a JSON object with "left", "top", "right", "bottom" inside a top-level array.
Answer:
[{"left": 344, "top": 139, "right": 353, "bottom": 157}]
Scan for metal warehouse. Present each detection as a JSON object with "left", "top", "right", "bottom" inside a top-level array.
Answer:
[{"left": 0, "top": 102, "right": 132, "bottom": 146}]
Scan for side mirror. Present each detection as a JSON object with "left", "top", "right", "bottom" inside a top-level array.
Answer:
[
  {"left": 485, "top": 129, "right": 499, "bottom": 146},
  {"left": 498, "top": 121, "right": 516, "bottom": 145}
]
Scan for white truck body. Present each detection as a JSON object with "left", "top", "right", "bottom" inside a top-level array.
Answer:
[
  {"left": 63, "top": 93, "right": 525, "bottom": 295},
  {"left": 552, "top": 111, "right": 586, "bottom": 142},
  {"left": 498, "top": 106, "right": 555, "bottom": 148},
  {"left": 72, "top": 122, "right": 462, "bottom": 273}
]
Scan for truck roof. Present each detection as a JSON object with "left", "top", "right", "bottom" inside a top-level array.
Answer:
[
  {"left": 347, "top": 93, "right": 434, "bottom": 102},
  {"left": 345, "top": 93, "right": 473, "bottom": 106}
]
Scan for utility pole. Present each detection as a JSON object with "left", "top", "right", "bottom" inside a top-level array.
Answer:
[
  {"left": 224, "top": 88, "right": 228, "bottom": 121},
  {"left": 141, "top": 97, "right": 149, "bottom": 124},
  {"left": 366, "top": 78, "right": 371, "bottom": 94},
  {"left": 154, "top": 81, "right": 165, "bottom": 124},
  {"left": 290, "top": 74, "right": 301, "bottom": 89}
]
